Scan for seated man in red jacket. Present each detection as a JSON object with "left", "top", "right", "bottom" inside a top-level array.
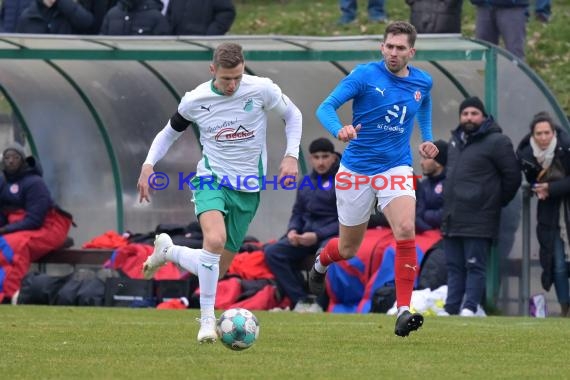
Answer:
[{"left": 0, "top": 142, "right": 73, "bottom": 304}]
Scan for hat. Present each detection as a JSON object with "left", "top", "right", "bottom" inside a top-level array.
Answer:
[
  {"left": 309, "top": 137, "right": 335, "bottom": 154},
  {"left": 433, "top": 140, "right": 448, "bottom": 166},
  {"left": 3, "top": 142, "right": 26, "bottom": 160},
  {"left": 459, "top": 96, "right": 487, "bottom": 117}
]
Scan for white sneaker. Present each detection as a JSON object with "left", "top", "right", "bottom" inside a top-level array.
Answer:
[
  {"left": 197, "top": 316, "right": 217, "bottom": 343},
  {"left": 142, "top": 233, "right": 173, "bottom": 279},
  {"left": 436, "top": 310, "right": 450, "bottom": 316},
  {"left": 459, "top": 308, "right": 475, "bottom": 317}
]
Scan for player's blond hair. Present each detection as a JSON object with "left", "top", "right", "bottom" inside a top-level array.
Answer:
[{"left": 213, "top": 42, "right": 245, "bottom": 69}]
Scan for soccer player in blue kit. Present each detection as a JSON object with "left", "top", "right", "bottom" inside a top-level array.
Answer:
[{"left": 308, "top": 21, "right": 439, "bottom": 337}]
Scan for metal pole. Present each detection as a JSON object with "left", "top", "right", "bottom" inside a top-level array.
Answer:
[{"left": 520, "top": 183, "right": 532, "bottom": 316}]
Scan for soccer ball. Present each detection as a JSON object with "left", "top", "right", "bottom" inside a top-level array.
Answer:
[{"left": 216, "top": 308, "right": 260, "bottom": 351}]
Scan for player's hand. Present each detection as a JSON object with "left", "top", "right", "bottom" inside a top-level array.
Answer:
[
  {"left": 287, "top": 230, "right": 299, "bottom": 246},
  {"left": 137, "top": 164, "right": 155, "bottom": 203},
  {"left": 533, "top": 182, "right": 550, "bottom": 200},
  {"left": 419, "top": 141, "right": 439, "bottom": 159},
  {"left": 337, "top": 124, "right": 361, "bottom": 142},
  {"left": 297, "top": 232, "right": 318, "bottom": 247},
  {"left": 279, "top": 156, "right": 298, "bottom": 187}
]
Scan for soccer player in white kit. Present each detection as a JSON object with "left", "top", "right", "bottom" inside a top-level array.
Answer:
[{"left": 137, "top": 42, "right": 302, "bottom": 343}]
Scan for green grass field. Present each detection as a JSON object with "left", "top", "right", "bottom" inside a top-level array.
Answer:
[{"left": 2, "top": 306, "right": 569, "bottom": 379}]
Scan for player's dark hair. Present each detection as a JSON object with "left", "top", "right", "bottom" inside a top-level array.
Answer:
[
  {"left": 384, "top": 21, "right": 417, "bottom": 48},
  {"left": 213, "top": 42, "right": 245, "bottom": 69}
]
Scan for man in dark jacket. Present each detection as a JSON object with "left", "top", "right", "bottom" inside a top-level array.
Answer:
[
  {"left": 100, "top": 0, "right": 170, "bottom": 35},
  {"left": 166, "top": 0, "right": 235, "bottom": 35},
  {"left": 470, "top": 0, "right": 528, "bottom": 60},
  {"left": 406, "top": 0, "right": 463, "bottom": 34},
  {"left": 0, "top": 142, "right": 73, "bottom": 303},
  {"left": 416, "top": 139, "right": 447, "bottom": 233},
  {"left": 441, "top": 96, "right": 521, "bottom": 316},
  {"left": 16, "top": 0, "right": 95, "bottom": 34},
  {"left": 0, "top": 0, "right": 33, "bottom": 32},
  {"left": 264, "top": 138, "right": 339, "bottom": 312}
]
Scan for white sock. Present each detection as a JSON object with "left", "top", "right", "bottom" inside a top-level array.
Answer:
[
  {"left": 397, "top": 306, "right": 410, "bottom": 317},
  {"left": 314, "top": 256, "right": 328, "bottom": 274},
  {"left": 166, "top": 245, "right": 201, "bottom": 275},
  {"left": 198, "top": 249, "right": 220, "bottom": 320}
]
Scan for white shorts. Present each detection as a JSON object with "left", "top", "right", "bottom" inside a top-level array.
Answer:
[{"left": 335, "top": 164, "right": 417, "bottom": 226}]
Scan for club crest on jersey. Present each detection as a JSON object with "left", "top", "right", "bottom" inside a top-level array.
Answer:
[
  {"left": 10, "top": 184, "right": 19, "bottom": 194},
  {"left": 243, "top": 98, "right": 253, "bottom": 112},
  {"left": 414, "top": 90, "right": 422, "bottom": 102},
  {"left": 215, "top": 125, "right": 254, "bottom": 143}
]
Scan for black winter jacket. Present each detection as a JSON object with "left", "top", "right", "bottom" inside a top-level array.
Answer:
[
  {"left": 0, "top": 156, "right": 54, "bottom": 233},
  {"left": 167, "top": 0, "right": 235, "bottom": 35},
  {"left": 441, "top": 117, "right": 521, "bottom": 238},
  {"left": 286, "top": 155, "right": 340, "bottom": 241},
  {"left": 100, "top": 0, "right": 170, "bottom": 35},
  {"left": 516, "top": 128, "right": 570, "bottom": 291},
  {"left": 406, "top": 0, "right": 463, "bottom": 34},
  {"left": 16, "top": 0, "right": 94, "bottom": 34}
]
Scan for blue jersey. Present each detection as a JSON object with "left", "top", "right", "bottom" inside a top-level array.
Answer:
[{"left": 316, "top": 60, "right": 433, "bottom": 175}]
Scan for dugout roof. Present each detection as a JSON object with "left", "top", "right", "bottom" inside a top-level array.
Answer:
[{"left": 0, "top": 34, "right": 567, "bottom": 250}]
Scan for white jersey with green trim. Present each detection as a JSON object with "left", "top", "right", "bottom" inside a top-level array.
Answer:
[{"left": 178, "top": 74, "right": 286, "bottom": 192}]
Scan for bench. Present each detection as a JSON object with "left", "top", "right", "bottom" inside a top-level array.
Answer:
[{"left": 35, "top": 249, "right": 114, "bottom": 273}]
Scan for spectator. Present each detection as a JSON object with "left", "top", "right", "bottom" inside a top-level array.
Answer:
[
  {"left": 0, "top": 0, "right": 33, "bottom": 33},
  {"left": 79, "top": 0, "right": 117, "bottom": 34},
  {"left": 16, "top": 0, "right": 95, "bottom": 34},
  {"left": 0, "top": 142, "right": 73, "bottom": 304},
  {"left": 533, "top": 0, "right": 550, "bottom": 23},
  {"left": 264, "top": 138, "right": 340, "bottom": 313},
  {"left": 166, "top": 0, "right": 235, "bottom": 35},
  {"left": 416, "top": 139, "right": 447, "bottom": 233},
  {"left": 441, "top": 96, "right": 520, "bottom": 316},
  {"left": 517, "top": 111, "right": 570, "bottom": 317},
  {"left": 337, "top": 0, "right": 388, "bottom": 25},
  {"left": 100, "top": 0, "right": 170, "bottom": 36},
  {"left": 470, "top": 0, "right": 528, "bottom": 60},
  {"left": 406, "top": 0, "right": 463, "bottom": 34}
]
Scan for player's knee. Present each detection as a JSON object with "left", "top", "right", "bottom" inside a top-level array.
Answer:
[
  {"left": 394, "top": 219, "right": 415, "bottom": 239},
  {"left": 203, "top": 234, "right": 226, "bottom": 253}
]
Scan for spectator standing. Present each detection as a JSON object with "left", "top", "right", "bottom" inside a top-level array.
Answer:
[
  {"left": 406, "top": 0, "right": 463, "bottom": 34},
  {"left": 337, "top": 0, "right": 388, "bottom": 25},
  {"left": 16, "top": 0, "right": 95, "bottom": 34},
  {"left": 441, "top": 96, "right": 520, "bottom": 316},
  {"left": 470, "top": 0, "right": 528, "bottom": 60},
  {"left": 0, "top": 0, "right": 33, "bottom": 33},
  {"left": 100, "top": 0, "right": 170, "bottom": 35},
  {"left": 533, "top": 0, "right": 551, "bottom": 23},
  {"left": 416, "top": 139, "right": 447, "bottom": 233},
  {"left": 166, "top": 0, "right": 235, "bottom": 35},
  {"left": 517, "top": 111, "right": 570, "bottom": 317},
  {"left": 264, "top": 138, "right": 340, "bottom": 313},
  {"left": 0, "top": 143, "right": 73, "bottom": 304},
  {"left": 79, "top": 0, "right": 117, "bottom": 34}
]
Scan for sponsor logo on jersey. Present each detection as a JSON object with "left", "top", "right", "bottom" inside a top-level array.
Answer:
[
  {"left": 200, "top": 104, "right": 212, "bottom": 112},
  {"left": 215, "top": 125, "right": 255, "bottom": 142}
]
